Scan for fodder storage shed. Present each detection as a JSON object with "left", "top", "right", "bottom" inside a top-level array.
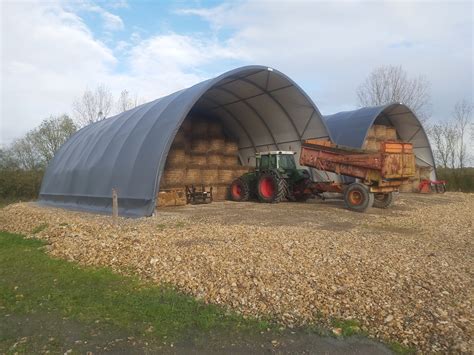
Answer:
[
  {"left": 324, "top": 103, "right": 436, "bottom": 190},
  {"left": 39, "top": 66, "right": 330, "bottom": 216}
]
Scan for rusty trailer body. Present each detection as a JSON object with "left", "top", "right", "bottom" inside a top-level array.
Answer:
[
  {"left": 298, "top": 139, "right": 416, "bottom": 211},
  {"left": 301, "top": 139, "right": 415, "bottom": 192}
]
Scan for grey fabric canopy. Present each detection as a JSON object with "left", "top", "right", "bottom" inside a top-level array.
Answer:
[
  {"left": 324, "top": 103, "right": 436, "bottom": 178},
  {"left": 39, "top": 65, "right": 330, "bottom": 217}
]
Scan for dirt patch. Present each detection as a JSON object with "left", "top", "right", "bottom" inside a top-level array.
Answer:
[{"left": 0, "top": 193, "right": 472, "bottom": 353}]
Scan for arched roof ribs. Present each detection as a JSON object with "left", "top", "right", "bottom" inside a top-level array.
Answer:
[
  {"left": 199, "top": 96, "right": 258, "bottom": 151},
  {"left": 236, "top": 77, "right": 302, "bottom": 139},
  {"left": 212, "top": 86, "right": 280, "bottom": 149},
  {"left": 205, "top": 84, "right": 294, "bottom": 110}
]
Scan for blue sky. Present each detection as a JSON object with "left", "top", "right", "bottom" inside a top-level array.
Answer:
[{"left": 2, "top": 0, "right": 473, "bottom": 145}]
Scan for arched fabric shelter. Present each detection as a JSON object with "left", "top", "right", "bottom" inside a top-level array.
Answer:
[
  {"left": 324, "top": 103, "right": 436, "bottom": 179},
  {"left": 39, "top": 65, "right": 329, "bottom": 217}
]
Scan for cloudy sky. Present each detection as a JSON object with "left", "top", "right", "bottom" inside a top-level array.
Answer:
[{"left": 1, "top": 0, "right": 472, "bottom": 145}]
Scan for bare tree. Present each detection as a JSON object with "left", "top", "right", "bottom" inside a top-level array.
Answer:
[
  {"left": 453, "top": 99, "right": 472, "bottom": 169},
  {"left": 31, "top": 115, "right": 77, "bottom": 163},
  {"left": 428, "top": 123, "right": 452, "bottom": 168},
  {"left": 72, "top": 84, "right": 113, "bottom": 127},
  {"left": 357, "top": 65, "right": 431, "bottom": 121},
  {"left": 116, "top": 89, "right": 145, "bottom": 113}
]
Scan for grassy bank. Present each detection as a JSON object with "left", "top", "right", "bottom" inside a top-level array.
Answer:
[{"left": 0, "top": 231, "right": 272, "bottom": 353}]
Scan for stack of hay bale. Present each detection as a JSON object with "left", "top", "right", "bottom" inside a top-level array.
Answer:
[
  {"left": 362, "top": 124, "right": 432, "bottom": 192},
  {"left": 362, "top": 124, "right": 398, "bottom": 151},
  {"left": 158, "top": 116, "right": 250, "bottom": 204}
]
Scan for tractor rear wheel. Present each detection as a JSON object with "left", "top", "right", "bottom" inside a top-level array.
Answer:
[
  {"left": 257, "top": 171, "right": 287, "bottom": 203},
  {"left": 373, "top": 192, "right": 394, "bottom": 209},
  {"left": 230, "top": 178, "right": 250, "bottom": 202},
  {"left": 343, "top": 182, "right": 374, "bottom": 212}
]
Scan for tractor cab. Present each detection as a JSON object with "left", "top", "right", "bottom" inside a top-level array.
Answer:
[{"left": 255, "top": 151, "right": 297, "bottom": 172}]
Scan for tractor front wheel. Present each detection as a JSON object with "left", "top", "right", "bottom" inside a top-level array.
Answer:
[
  {"left": 257, "top": 172, "right": 287, "bottom": 203},
  {"left": 373, "top": 192, "right": 394, "bottom": 209},
  {"left": 230, "top": 178, "right": 250, "bottom": 202},
  {"left": 343, "top": 182, "right": 374, "bottom": 212}
]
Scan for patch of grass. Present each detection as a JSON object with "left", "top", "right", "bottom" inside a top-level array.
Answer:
[
  {"left": 388, "top": 341, "right": 416, "bottom": 354},
  {"left": 331, "top": 318, "right": 365, "bottom": 337},
  {"left": 175, "top": 221, "right": 185, "bottom": 228},
  {"left": 0, "top": 231, "right": 270, "bottom": 346},
  {"left": 31, "top": 223, "right": 48, "bottom": 234}
]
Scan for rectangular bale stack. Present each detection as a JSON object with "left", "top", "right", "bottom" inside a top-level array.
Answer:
[
  {"left": 157, "top": 116, "right": 249, "bottom": 206},
  {"left": 363, "top": 124, "right": 433, "bottom": 192}
]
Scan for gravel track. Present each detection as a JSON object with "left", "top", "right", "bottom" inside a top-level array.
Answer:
[{"left": 0, "top": 193, "right": 472, "bottom": 353}]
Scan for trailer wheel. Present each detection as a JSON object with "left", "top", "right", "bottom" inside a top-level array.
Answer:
[
  {"left": 257, "top": 171, "right": 287, "bottom": 203},
  {"left": 343, "top": 183, "right": 374, "bottom": 212},
  {"left": 230, "top": 178, "right": 250, "bottom": 201},
  {"left": 373, "top": 192, "right": 394, "bottom": 209}
]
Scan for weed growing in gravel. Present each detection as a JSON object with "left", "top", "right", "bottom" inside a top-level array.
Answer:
[{"left": 31, "top": 223, "right": 48, "bottom": 234}]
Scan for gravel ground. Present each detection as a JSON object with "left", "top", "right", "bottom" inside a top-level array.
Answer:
[{"left": 0, "top": 193, "right": 472, "bottom": 353}]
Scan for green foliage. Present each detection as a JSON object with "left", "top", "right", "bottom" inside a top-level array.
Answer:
[
  {"left": 0, "top": 232, "right": 270, "bottom": 344},
  {"left": 331, "top": 318, "right": 364, "bottom": 337},
  {"left": 437, "top": 167, "right": 474, "bottom": 192},
  {"left": 0, "top": 169, "right": 43, "bottom": 200},
  {"left": 31, "top": 223, "right": 48, "bottom": 234}
]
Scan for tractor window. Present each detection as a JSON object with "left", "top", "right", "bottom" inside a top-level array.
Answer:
[
  {"left": 270, "top": 155, "right": 277, "bottom": 168},
  {"left": 278, "top": 154, "right": 296, "bottom": 169},
  {"left": 260, "top": 155, "right": 269, "bottom": 169}
]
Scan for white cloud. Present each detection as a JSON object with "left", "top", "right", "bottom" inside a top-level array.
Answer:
[
  {"left": 178, "top": 1, "right": 473, "bottom": 122},
  {"left": 0, "top": 2, "right": 243, "bottom": 144},
  {"left": 1, "top": 1, "right": 117, "bottom": 144},
  {"left": 71, "top": 0, "right": 124, "bottom": 32},
  {"left": 2, "top": 0, "right": 472, "bottom": 150},
  {"left": 101, "top": 11, "right": 124, "bottom": 31}
]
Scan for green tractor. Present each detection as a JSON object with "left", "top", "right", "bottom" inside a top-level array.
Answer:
[{"left": 230, "top": 151, "right": 312, "bottom": 203}]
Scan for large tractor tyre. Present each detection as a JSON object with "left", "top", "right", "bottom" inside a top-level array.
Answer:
[
  {"left": 373, "top": 192, "right": 394, "bottom": 209},
  {"left": 343, "top": 183, "right": 374, "bottom": 212},
  {"left": 257, "top": 171, "right": 287, "bottom": 203},
  {"left": 436, "top": 183, "right": 446, "bottom": 194},
  {"left": 230, "top": 178, "right": 250, "bottom": 202}
]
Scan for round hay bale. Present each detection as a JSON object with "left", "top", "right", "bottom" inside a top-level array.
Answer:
[
  {"left": 208, "top": 121, "right": 224, "bottom": 136},
  {"left": 166, "top": 148, "right": 186, "bottom": 166},
  {"left": 209, "top": 137, "right": 225, "bottom": 151},
  {"left": 160, "top": 167, "right": 185, "bottom": 188},
  {"left": 191, "top": 138, "right": 208, "bottom": 154},
  {"left": 184, "top": 167, "right": 202, "bottom": 186},
  {"left": 224, "top": 140, "right": 238, "bottom": 155},
  {"left": 189, "top": 153, "right": 207, "bottom": 166},
  {"left": 201, "top": 168, "right": 218, "bottom": 184},
  {"left": 207, "top": 152, "right": 223, "bottom": 165},
  {"left": 192, "top": 120, "right": 208, "bottom": 137},
  {"left": 223, "top": 154, "right": 239, "bottom": 166},
  {"left": 218, "top": 168, "right": 234, "bottom": 184}
]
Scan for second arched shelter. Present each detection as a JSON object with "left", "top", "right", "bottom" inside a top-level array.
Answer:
[{"left": 324, "top": 103, "right": 436, "bottom": 191}]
